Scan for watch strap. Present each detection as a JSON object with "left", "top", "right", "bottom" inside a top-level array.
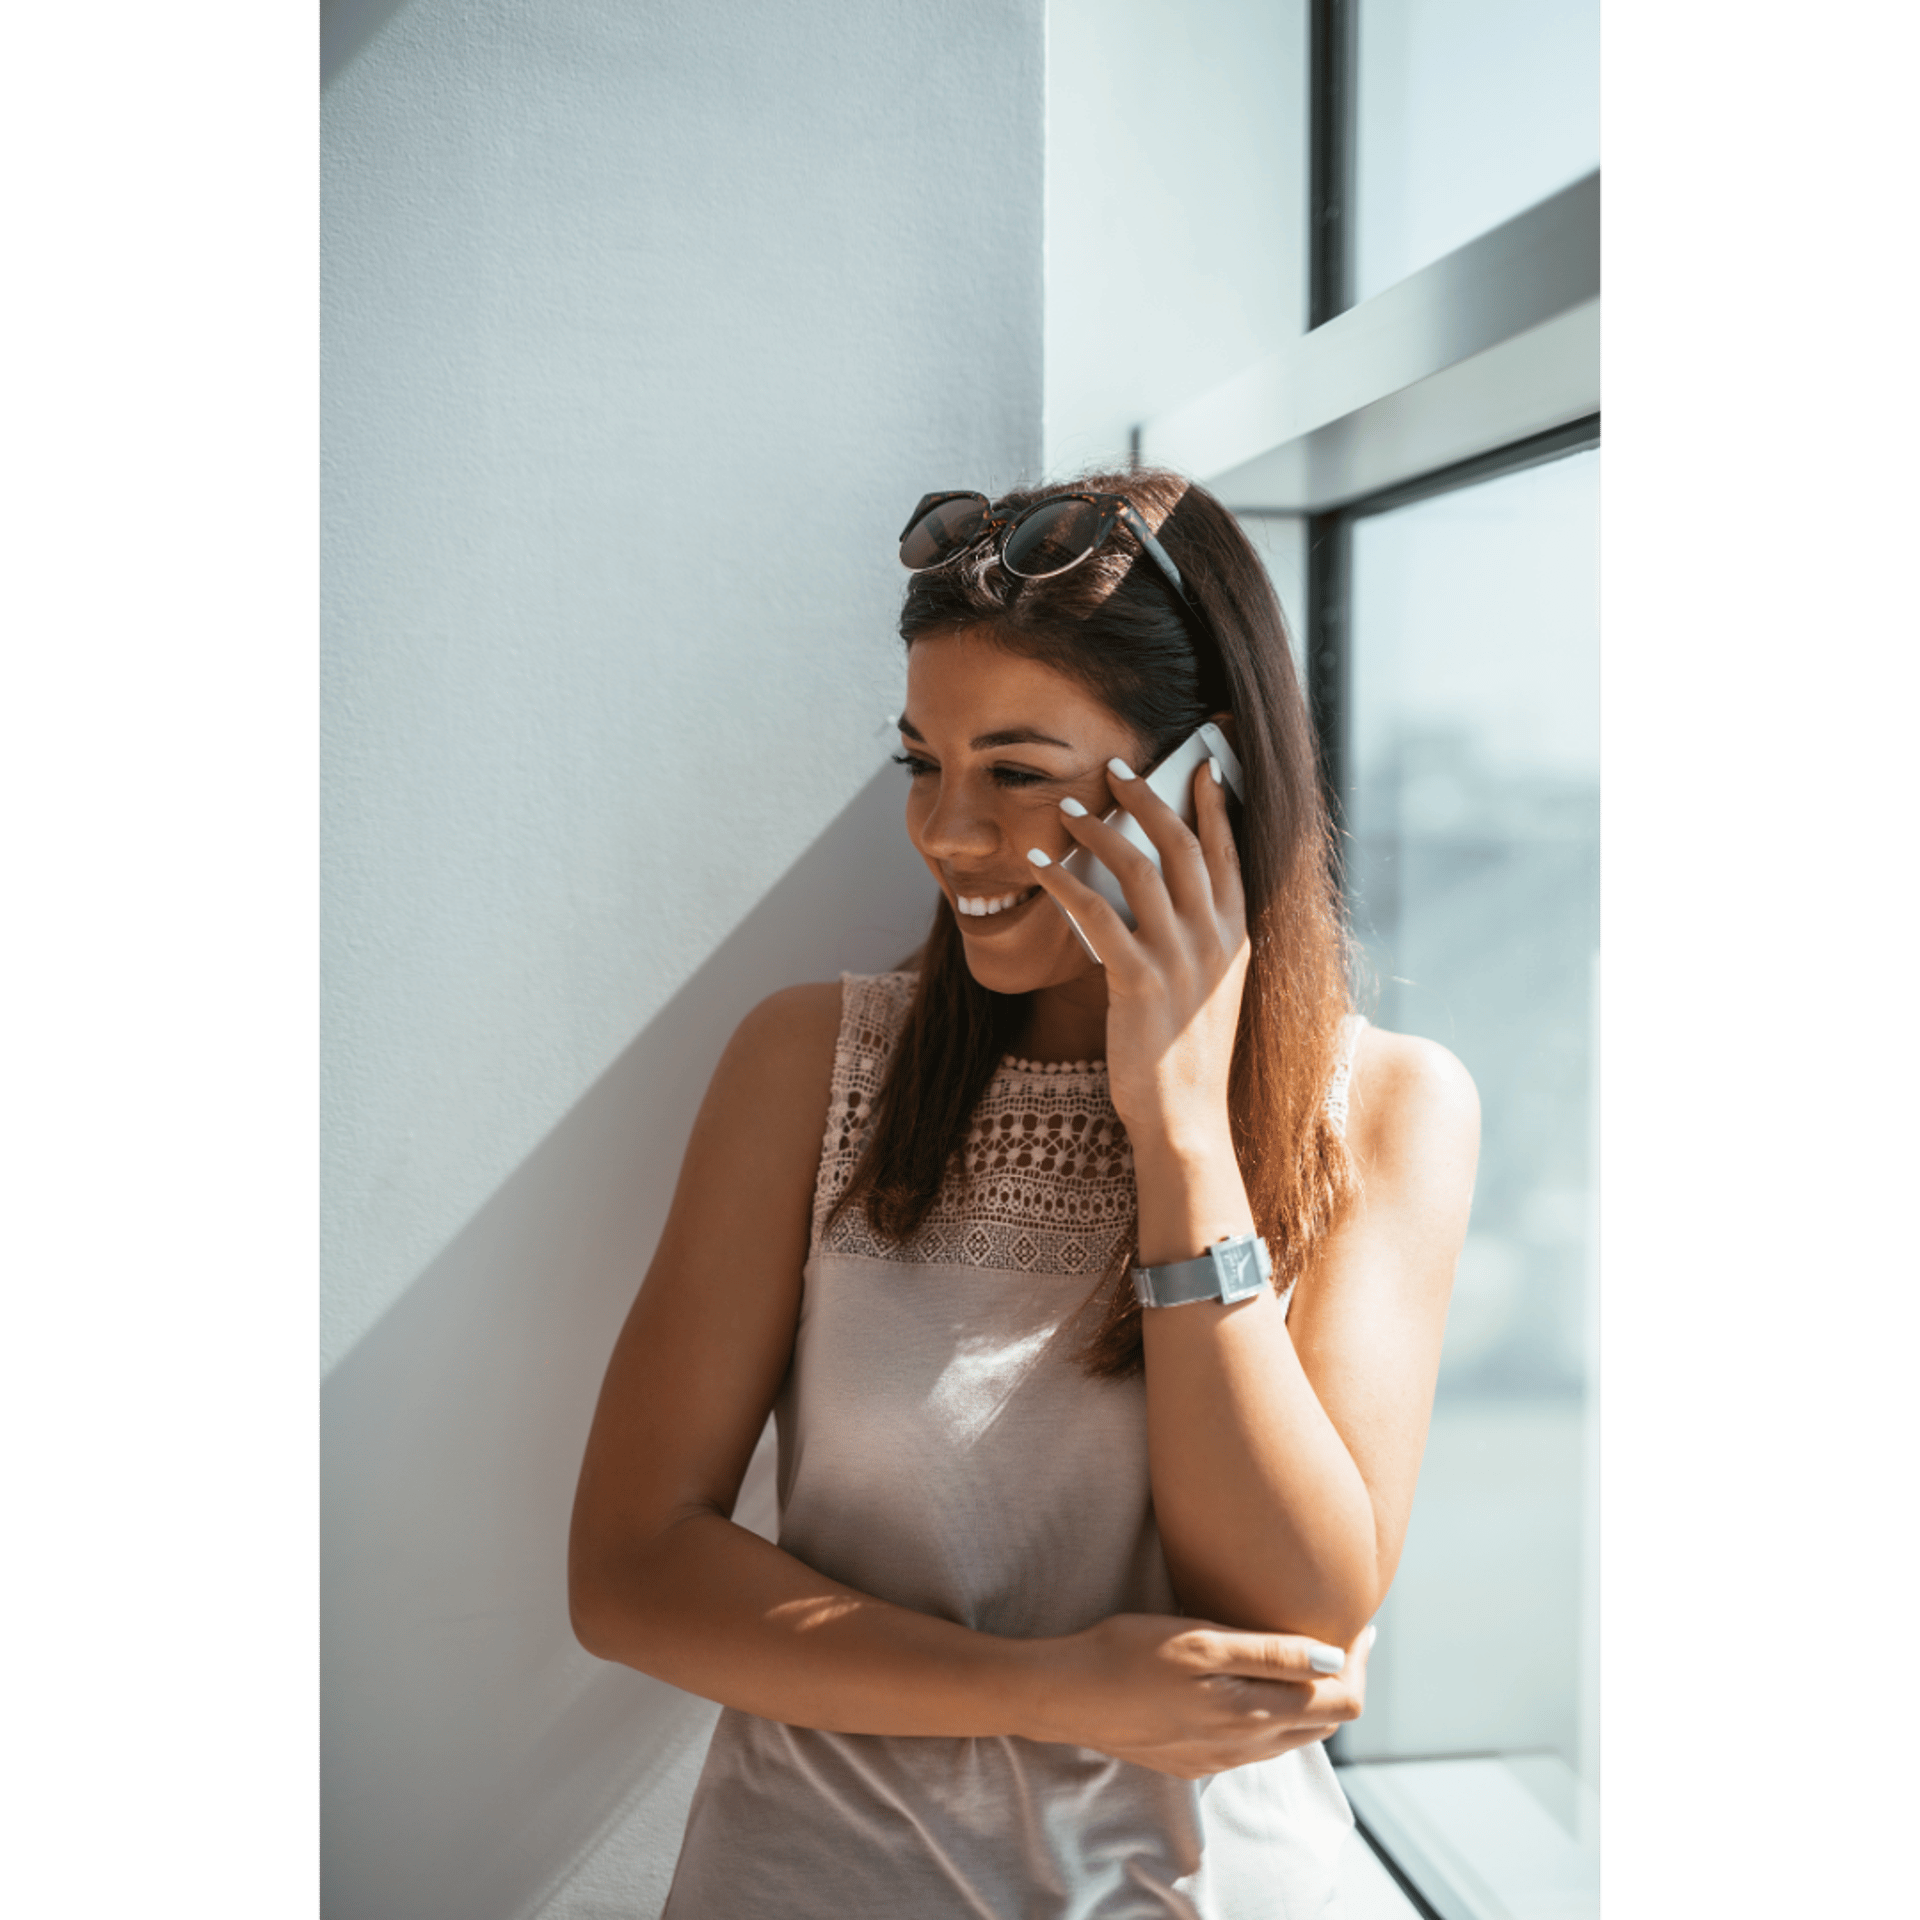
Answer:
[{"left": 1131, "top": 1231, "right": 1272, "bottom": 1308}]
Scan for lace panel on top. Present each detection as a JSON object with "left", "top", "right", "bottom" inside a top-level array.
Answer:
[
  {"left": 810, "top": 976, "right": 1365, "bottom": 1278},
  {"left": 811, "top": 974, "right": 1135, "bottom": 1276},
  {"left": 1325, "top": 1013, "right": 1365, "bottom": 1136}
]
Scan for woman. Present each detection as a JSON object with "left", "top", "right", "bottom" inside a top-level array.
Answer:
[{"left": 568, "top": 469, "right": 1480, "bottom": 1915}]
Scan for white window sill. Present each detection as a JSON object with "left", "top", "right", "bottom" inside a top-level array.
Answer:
[{"left": 1338, "top": 1753, "right": 1599, "bottom": 1920}]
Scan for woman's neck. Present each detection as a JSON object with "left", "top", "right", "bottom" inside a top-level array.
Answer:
[{"left": 1014, "top": 975, "right": 1109, "bottom": 1064}]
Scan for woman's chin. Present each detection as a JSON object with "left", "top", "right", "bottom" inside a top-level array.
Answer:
[{"left": 956, "top": 915, "right": 1099, "bottom": 997}]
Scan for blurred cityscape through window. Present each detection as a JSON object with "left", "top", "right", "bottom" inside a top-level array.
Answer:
[{"left": 1331, "top": 447, "right": 1599, "bottom": 1777}]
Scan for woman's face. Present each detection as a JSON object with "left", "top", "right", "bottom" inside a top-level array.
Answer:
[{"left": 899, "top": 626, "right": 1148, "bottom": 999}]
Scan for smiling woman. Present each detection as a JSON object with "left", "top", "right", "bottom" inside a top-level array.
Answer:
[
  {"left": 567, "top": 468, "right": 1481, "bottom": 1915},
  {"left": 896, "top": 646, "right": 1134, "bottom": 958}
]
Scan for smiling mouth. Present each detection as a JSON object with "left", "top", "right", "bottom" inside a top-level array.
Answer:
[{"left": 952, "top": 885, "right": 1041, "bottom": 920}]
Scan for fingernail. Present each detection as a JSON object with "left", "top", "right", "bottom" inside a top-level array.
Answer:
[
  {"left": 1026, "top": 847, "right": 1052, "bottom": 867},
  {"left": 1059, "top": 797, "right": 1088, "bottom": 817},
  {"left": 1208, "top": 757, "right": 1223, "bottom": 785},
  {"left": 1365, "top": 1624, "right": 1379, "bottom": 1653},
  {"left": 1307, "top": 1643, "right": 1345, "bottom": 1674},
  {"left": 1107, "top": 757, "right": 1137, "bottom": 781}
]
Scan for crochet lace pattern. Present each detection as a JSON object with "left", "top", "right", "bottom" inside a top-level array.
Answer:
[
  {"left": 1325, "top": 1025, "right": 1358, "bottom": 1138},
  {"left": 812, "top": 973, "right": 1135, "bottom": 1274},
  {"left": 810, "top": 973, "right": 1364, "bottom": 1282}
]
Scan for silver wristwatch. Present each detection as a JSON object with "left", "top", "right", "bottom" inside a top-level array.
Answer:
[{"left": 1131, "top": 1231, "right": 1272, "bottom": 1308}]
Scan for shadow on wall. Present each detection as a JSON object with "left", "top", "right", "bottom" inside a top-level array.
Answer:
[
  {"left": 321, "top": 0, "right": 412, "bottom": 86},
  {"left": 322, "top": 760, "right": 934, "bottom": 1920}
]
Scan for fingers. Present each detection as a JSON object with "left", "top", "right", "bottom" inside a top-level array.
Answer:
[
  {"left": 1190, "top": 754, "right": 1247, "bottom": 923},
  {"left": 1349, "top": 1622, "right": 1378, "bottom": 1679},
  {"left": 1187, "top": 1627, "right": 1365, "bottom": 1734},
  {"left": 1124, "top": 1724, "right": 1344, "bottom": 1779},
  {"left": 1067, "top": 1614, "right": 1366, "bottom": 1779},
  {"left": 1048, "top": 790, "right": 1179, "bottom": 948},
  {"left": 1196, "top": 1629, "right": 1353, "bottom": 1684},
  {"left": 1209, "top": 1671, "right": 1362, "bottom": 1726},
  {"left": 1096, "top": 756, "right": 1215, "bottom": 922},
  {"left": 1045, "top": 753, "right": 1243, "bottom": 951},
  {"left": 1021, "top": 845, "right": 1140, "bottom": 977},
  {"left": 1093, "top": 752, "right": 1246, "bottom": 933}
]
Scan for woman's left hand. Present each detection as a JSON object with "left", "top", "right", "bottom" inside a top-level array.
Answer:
[{"left": 1025, "top": 751, "right": 1248, "bottom": 1160}]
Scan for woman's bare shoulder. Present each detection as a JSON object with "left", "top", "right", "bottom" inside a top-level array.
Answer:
[
  {"left": 713, "top": 980, "right": 844, "bottom": 1110},
  {"left": 735, "top": 978, "right": 844, "bottom": 1046},
  {"left": 1346, "top": 1023, "right": 1480, "bottom": 1182},
  {"left": 664, "top": 982, "right": 846, "bottom": 1238}
]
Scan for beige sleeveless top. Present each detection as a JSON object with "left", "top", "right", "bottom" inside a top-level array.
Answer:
[{"left": 663, "top": 974, "right": 1365, "bottom": 1918}]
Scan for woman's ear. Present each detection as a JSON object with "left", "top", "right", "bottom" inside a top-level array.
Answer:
[{"left": 1208, "top": 711, "right": 1240, "bottom": 753}]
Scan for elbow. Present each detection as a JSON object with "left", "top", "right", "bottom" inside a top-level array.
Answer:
[
  {"left": 1277, "top": 1509, "right": 1398, "bottom": 1649},
  {"left": 1306, "top": 1552, "right": 1390, "bottom": 1653},
  {"left": 1288, "top": 1600, "right": 1380, "bottom": 1656},
  {"left": 1248, "top": 1595, "right": 1377, "bottom": 1652},
  {"left": 1167, "top": 1559, "right": 1381, "bottom": 1649},
  {"left": 1308, "top": 1596, "right": 1381, "bottom": 1656},
  {"left": 568, "top": 1559, "right": 619, "bottom": 1662},
  {"left": 568, "top": 1527, "right": 652, "bottom": 1664},
  {"left": 1231, "top": 1548, "right": 1386, "bottom": 1650},
  {"left": 568, "top": 1509, "right": 697, "bottom": 1665}
]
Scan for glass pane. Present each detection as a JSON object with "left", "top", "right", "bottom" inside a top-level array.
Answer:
[
  {"left": 1355, "top": 0, "right": 1599, "bottom": 302},
  {"left": 1235, "top": 512, "right": 1309, "bottom": 688},
  {"left": 1337, "top": 448, "right": 1598, "bottom": 1786}
]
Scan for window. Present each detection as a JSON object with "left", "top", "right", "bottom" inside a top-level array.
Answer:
[
  {"left": 1334, "top": 438, "right": 1599, "bottom": 1777},
  {"left": 1080, "top": 6, "right": 1600, "bottom": 1901},
  {"left": 1354, "top": 0, "right": 1599, "bottom": 303}
]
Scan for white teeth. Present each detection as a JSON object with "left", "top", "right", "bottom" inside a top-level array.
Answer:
[{"left": 957, "top": 888, "right": 1032, "bottom": 918}]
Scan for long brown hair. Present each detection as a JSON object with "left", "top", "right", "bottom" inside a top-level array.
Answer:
[{"left": 831, "top": 468, "right": 1357, "bottom": 1376}]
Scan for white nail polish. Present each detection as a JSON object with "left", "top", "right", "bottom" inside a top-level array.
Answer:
[
  {"left": 1059, "top": 797, "right": 1088, "bottom": 817},
  {"left": 1107, "top": 757, "right": 1137, "bottom": 781},
  {"left": 1307, "top": 1644, "right": 1345, "bottom": 1674},
  {"left": 1026, "top": 847, "right": 1052, "bottom": 867},
  {"left": 1208, "top": 757, "right": 1223, "bottom": 785}
]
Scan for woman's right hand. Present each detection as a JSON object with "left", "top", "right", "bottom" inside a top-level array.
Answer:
[{"left": 1022, "top": 1614, "right": 1374, "bottom": 1780}]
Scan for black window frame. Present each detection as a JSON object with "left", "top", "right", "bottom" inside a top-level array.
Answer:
[{"left": 1309, "top": 0, "right": 1358, "bottom": 330}]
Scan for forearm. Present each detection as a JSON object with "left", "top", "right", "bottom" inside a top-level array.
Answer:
[
  {"left": 1135, "top": 1139, "right": 1382, "bottom": 1645},
  {"left": 571, "top": 1508, "right": 1051, "bottom": 1739},
  {"left": 573, "top": 1509, "right": 1366, "bottom": 1777}
]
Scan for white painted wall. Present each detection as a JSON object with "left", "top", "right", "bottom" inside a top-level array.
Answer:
[
  {"left": 1045, "top": 0, "right": 1308, "bottom": 475},
  {"left": 321, "top": 3, "right": 1040, "bottom": 1915},
  {"left": 323, "top": 0, "right": 1041, "bottom": 1375}
]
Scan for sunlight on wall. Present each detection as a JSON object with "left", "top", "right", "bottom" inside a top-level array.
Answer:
[
  {"left": 1045, "top": 0, "right": 1308, "bottom": 475},
  {"left": 322, "top": 5, "right": 1040, "bottom": 1916}
]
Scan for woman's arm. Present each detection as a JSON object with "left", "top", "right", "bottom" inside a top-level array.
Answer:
[
  {"left": 569, "top": 982, "right": 1008, "bottom": 1731},
  {"left": 568, "top": 982, "right": 1369, "bottom": 1769},
  {"left": 1025, "top": 762, "right": 1480, "bottom": 1647},
  {"left": 1133, "top": 1032, "right": 1478, "bottom": 1647}
]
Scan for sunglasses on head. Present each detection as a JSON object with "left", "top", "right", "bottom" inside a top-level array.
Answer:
[{"left": 897, "top": 489, "right": 1199, "bottom": 620}]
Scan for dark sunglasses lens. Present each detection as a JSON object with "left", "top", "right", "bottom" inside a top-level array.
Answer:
[
  {"left": 901, "top": 497, "right": 990, "bottom": 569},
  {"left": 1001, "top": 498, "right": 1106, "bottom": 579}
]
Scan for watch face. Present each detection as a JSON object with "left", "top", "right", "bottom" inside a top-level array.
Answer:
[{"left": 1214, "top": 1239, "right": 1264, "bottom": 1302}]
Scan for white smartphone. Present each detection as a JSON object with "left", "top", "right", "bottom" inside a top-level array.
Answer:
[{"left": 1054, "top": 720, "right": 1245, "bottom": 963}]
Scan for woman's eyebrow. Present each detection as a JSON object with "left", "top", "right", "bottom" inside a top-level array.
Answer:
[
  {"left": 896, "top": 714, "right": 1075, "bottom": 751},
  {"left": 972, "top": 726, "right": 1075, "bottom": 750}
]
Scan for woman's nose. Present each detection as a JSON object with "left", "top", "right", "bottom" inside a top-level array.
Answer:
[{"left": 917, "top": 779, "right": 998, "bottom": 860}]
